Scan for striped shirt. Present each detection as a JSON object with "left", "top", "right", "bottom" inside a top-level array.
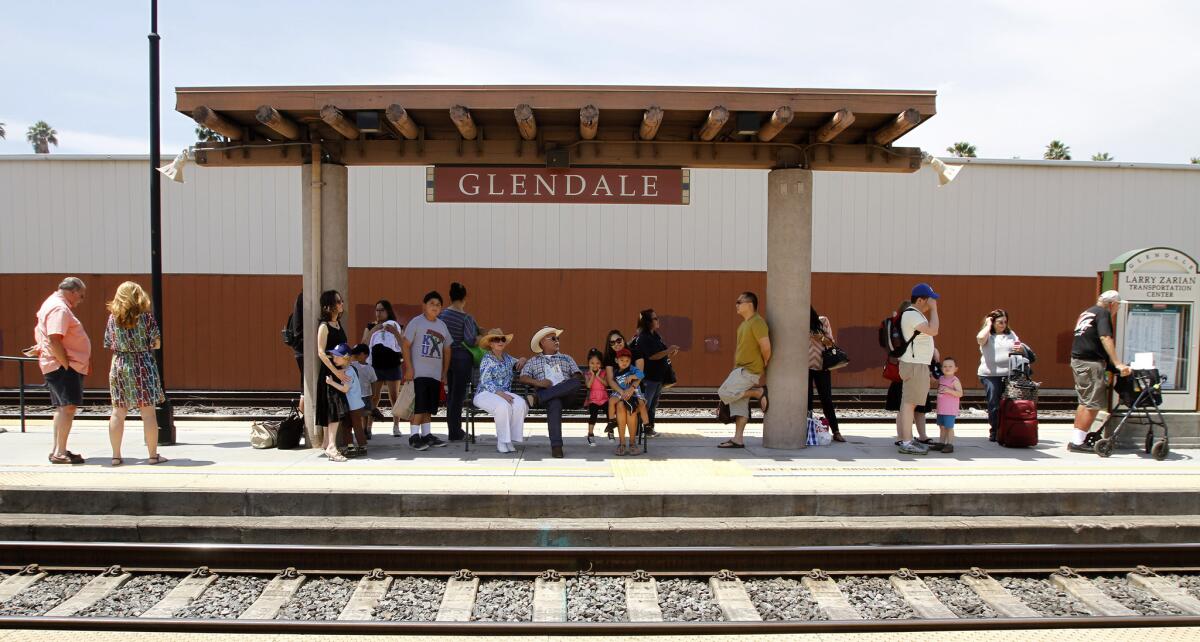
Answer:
[{"left": 438, "top": 307, "right": 479, "bottom": 349}]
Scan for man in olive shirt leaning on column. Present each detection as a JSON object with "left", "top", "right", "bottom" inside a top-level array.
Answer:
[{"left": 717, "top": 291, "right": 771, "bottom": 449}]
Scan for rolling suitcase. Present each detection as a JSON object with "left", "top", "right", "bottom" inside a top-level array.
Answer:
[{"left": 997, "top": 397, "right": 1038, "bottom": 447}]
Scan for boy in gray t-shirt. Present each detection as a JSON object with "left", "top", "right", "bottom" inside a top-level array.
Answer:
[{"left": 401, "top": 291, "right": 453, "bottom": 451}]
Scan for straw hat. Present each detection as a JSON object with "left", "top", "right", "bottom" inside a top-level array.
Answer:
[
  {"left": 477, "top": 327, "right": 514, "bottom": 347},
  {"left": 529, "top": 326, "right": 564, "bottom": 354}
]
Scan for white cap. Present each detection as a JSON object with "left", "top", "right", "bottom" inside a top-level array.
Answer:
[{"left": 1098, "top": 290, "right": 1122, "bottom": 304}]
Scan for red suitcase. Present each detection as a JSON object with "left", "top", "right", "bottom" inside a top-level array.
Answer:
[{"left": 997, "top": 398, "right": 1038, "bottom": 447}]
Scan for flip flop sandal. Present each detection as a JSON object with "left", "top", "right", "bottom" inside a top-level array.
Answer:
[
  {"left": 628, "top": 447, "right": 642, "bottom": 456},
  {"left": 917, "top": 438, "right": 935, "bottom": 445},
  {"left": 49, "top": 454, "right": 73, "bottom": 464},
  {"left": 147, "top": 455, "right": 169, "bottom": 465},
  {"left": 328, "top": 453, "right": 348, "bottom": 462},
  {"left": 717, "top": 440, "right": 745, "bottom": 449}
]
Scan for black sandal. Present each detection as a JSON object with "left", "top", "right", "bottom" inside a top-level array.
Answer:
[{"left": 718, "top": 439, "right": 745, "bottom": 449}]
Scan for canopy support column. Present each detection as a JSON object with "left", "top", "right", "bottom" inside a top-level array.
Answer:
[
  {"left": 763, "top": 168, "right": 812, "bottom": 449},
  {"left": 301, "top": 151, "right": 349, "bottom": 447}
]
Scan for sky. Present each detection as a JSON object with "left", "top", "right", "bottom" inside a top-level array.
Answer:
[{"left": 1, "top": 0, "right": 1198, "bottom": 163}]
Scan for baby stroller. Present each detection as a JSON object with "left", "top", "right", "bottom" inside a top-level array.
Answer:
[{"left": 1083, "top": 369, "right": 1169, "bottom": 460}]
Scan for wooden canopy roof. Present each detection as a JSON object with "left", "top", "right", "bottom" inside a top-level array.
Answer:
[{"left": 176, "top": 85, "right": 936, "bottom": 172}]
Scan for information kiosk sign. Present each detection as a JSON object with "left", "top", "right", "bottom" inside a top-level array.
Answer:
[{"left": 1108, "top": 247, "right": 1199, "bottom": 410}]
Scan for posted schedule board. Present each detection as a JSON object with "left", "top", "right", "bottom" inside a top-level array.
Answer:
[{"left": 1124, "top": 304, "right": 1190, "bottom": 391}]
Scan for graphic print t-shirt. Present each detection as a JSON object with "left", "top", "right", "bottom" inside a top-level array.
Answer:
[
  {"left": 1071, "top": 305, "right": 1114, "bottom": 363},
  {"left": 404, "top": 314, "right": 452, "bottom": 380}
]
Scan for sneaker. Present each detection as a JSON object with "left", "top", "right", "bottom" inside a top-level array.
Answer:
[
  {"left": 940, "top": 443, "right": 955, "bottom": 454},
  {"left": 898, "top": 441, "right": 928, "bottom": 455},
  {"left": 409, "top": 434, "right": 429, "bottom": 451},
  {"left": 927, "top": 442, "right": 945, "bottom": 451},
  {"left": 587, "top": 435, "right": 596, "bottom": 446},
  {"left": 642, "top": 425, "right": 658, "bottom": 438},
  {"left": 393, "top": 425, "right": 402, "bottom": 437},
  {"left": 423, "top": 434, "right": 448, "bottom": 448},
  {"left": 605, "top": 423, "right": 616, "bottom": 440},
  {"left": 1066, "top": 442, "right": 1091, "bottom": 454}
]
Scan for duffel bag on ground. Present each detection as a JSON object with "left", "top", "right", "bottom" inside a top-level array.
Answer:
[
  {"left": 997, "top": 397, "right": 1038, "bottom": 448},
  {"left": 250, "top": 421, "right": 278, "bottom": 449}
]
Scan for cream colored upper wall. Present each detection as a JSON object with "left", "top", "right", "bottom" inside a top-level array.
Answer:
[{"left": 1, "top": 156, "right": 1196, "bottom": 276}]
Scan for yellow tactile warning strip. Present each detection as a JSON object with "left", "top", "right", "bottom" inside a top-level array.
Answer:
[
  {"left": 3, "top": 628, "right": 1200, "bottom": 641},
  {"left": 0, "top": 419, "right": 1197, "bottom": 494}
]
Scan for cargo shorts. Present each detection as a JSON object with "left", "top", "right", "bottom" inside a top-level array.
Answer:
[
  {"left": 899, "top": 360, "right": 932, "bottom": 406},
  {"left": 1071, "top": 358, "right": 1107, "bottom": 410}
]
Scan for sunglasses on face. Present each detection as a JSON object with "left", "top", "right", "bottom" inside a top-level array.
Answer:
[
  {"left": 491, "top": 338, "right": 507, "bottom": 344},
  {"left": 609, "top": 338, "right": 623, "bottom": 345},
  {"left": 546, "top": 336, "right": 560, "bottom": 342}
]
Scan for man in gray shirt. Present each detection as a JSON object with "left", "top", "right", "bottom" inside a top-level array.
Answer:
[{"left": 402, "top": 291, "right": 452, "bottom": 451}]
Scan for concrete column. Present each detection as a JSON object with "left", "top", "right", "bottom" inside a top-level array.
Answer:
[
  {"left": 301, "top": 160, "right": 349, "bottom": 444},
  {"left": 763, "top": 168, "right": 812, "bottom": 449}
]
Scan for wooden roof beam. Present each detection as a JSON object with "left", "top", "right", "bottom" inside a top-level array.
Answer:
[
  {"left": 639, "top": 105, "right": 663, "bottom": 141},
  {"left": 814, "top": 109, "right": 855, "bottom": 143},
  {"left": 698, "top": 106, "right": 729, "bottom": 141},
  {"left": 319, "top": 105, "right": 360, "bottom": 139},
  {"left": 579, "top": 104, "right": 599, "bottom": 140},
  {"left": 190, "top": 106, "right": 243, "bottom": 141},
  {"left": 385, "top": 104, "right": 419, "bottom": 140},
  {"left": 255, "top": 105, "right": 300, "bottom": 140},
  {"left": 756, "top": 106, "right": 793, "bottom": 142},
  {"left": 449, "top": 105, "right": 477, "bottom": 140},
  {"left": 872, "top": 108, "right": 921, "bottom": 145},
  {"left": 514, "top": 104, "right": 537, "bottom": 140}
]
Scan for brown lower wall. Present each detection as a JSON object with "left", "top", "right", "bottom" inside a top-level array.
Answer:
[{"left": 0, "top": 271, "right": 1095, "bottom": 391}]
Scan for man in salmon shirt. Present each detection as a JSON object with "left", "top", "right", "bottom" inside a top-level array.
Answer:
[{"left": 32, "top": 277, "right": 91, "bottom": 464}]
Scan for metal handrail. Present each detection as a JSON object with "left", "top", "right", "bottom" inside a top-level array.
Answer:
[{"left": 0, "top": 355, "right": 39, "bottom": 433}]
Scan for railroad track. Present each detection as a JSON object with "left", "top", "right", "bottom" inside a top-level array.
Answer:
[{"left": 1, "top": 542, "right": 1199, "bottom": 633}]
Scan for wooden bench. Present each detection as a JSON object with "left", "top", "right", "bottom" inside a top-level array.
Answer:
[{"left": 463, "top": 369, "right": 647, "bottom": 452}]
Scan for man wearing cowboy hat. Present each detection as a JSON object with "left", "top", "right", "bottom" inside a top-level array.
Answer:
[{"left": 519, "top": 326, "right": 584, "bottom": 458}]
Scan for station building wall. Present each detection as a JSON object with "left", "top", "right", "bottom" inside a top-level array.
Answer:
[{"left": 1, "top": 156, "right": 1196, "bottom": 392}]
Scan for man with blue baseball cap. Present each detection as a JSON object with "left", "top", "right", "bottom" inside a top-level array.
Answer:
[{"left": 896, "top": 282, "right": 941, "bottom": 455}]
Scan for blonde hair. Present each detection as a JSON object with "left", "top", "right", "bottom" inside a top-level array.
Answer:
[{"left": 107, "top": 281, "right": 152, "bottom": 329}]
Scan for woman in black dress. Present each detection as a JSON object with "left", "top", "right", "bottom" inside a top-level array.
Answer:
[{"left": 315, "top": 290, "right": 350, "bottom": 460}]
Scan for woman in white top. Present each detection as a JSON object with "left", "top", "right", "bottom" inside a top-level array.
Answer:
[
  {"left": 976, "top": 309, "right": 1027, "bottom": 441},
  {"left": 361, "top": 299, "right": 404, "bottom": 432}
]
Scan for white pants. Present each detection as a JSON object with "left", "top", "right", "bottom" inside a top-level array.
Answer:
[{"left": 473, "top": 390, "right": 528, "bottom": 447}]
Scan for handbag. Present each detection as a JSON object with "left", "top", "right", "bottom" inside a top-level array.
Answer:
[
  {"left": 1004, "top": 374, "right": 1040, "bottom": 401},
  {"left": 821, "top": 345, "right": 850, "bottom": 371},
  {"left": 805, "top": 414, "right": 820, "bottom": 446},
  {"left": 716, "top": 400, "right": 732, "bottom": 424},
  {"left": 663, "top": 358, "right": 678, "bottom": 387},
  {"left": 882, "top": 359, "right": 901, "bottom": 382},
  {"left": 275, "top": 405, "right": 305, "bottom": 450},
  {"left": 393, "top": 381, "right": 416, "bottom": 420},
  {"left": 250, "top": 420, "right": 278, "bottom": 449},
  {"left": 813, "top": 417, "right": 833, "bottom": 446}
]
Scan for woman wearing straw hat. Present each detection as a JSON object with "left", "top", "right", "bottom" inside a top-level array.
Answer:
[{"left": 473, "top": 328, "right": 529, "bottom": 453}]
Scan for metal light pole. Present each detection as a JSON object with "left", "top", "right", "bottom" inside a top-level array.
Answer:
[{"left": 149, "top": 0, "right": 175, "bottom": 444}]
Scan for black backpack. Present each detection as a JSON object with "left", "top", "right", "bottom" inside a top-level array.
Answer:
[
  {"left": 879, "top": 307, "right": 921, "bottom": 359},
  {"left": 282, "top": 313, "right": 302, "bottom": 349}
]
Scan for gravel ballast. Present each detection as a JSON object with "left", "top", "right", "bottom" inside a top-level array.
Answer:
[
  {"left": 999, "top": 577, "right": 1092, "bottom": 617},
  {"left": 566, "top": 575, "right": 627, "bottom": 622},
  {"left": 472, "top": 579, "right": 532, "bottom": 622},
  {"left": 1092, "top": 576, "right": 1182, "bottom": 616},
  {"left": 922, "top": 576, "right": 995, "bottom": 619},
  {"left": 656, "top": 578, "right": 724, "bottom": 622},
  {"left": 372, "top": 577, "right": 445, "bottom": 621},
  {"left": 837, "top": 576, "right": 914, "bottom": 620},
  {"left": 77, "top": 574, "right": 180, "bottom": 617},
  {"left": 744, "top": 577, "right": 824, "bottom": 621},
  {"left": 0, "top": 573, "right": 92, "bottom": 616},
  {"left": 174, "top": 575, "right": 269, "bottom": 619},
  {"left": 1165, "top": 574, "right": 1200, "bottom": 602},
  {"left": 276, "top": 576, "right": 355, "bottom": 620}
]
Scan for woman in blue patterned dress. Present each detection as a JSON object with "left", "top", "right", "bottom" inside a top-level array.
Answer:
[
  {"left": 104, "top": 281, "right": 166, "bottom": 466},
  {"left": 471, "top": 328, "right": 528, "bottom": 453}
]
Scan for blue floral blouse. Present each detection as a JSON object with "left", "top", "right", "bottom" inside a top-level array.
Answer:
[{"left": 478, "top": 352, "right": 518, "bottom": 394}]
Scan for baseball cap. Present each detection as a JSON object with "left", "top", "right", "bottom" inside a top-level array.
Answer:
[
  {"left": 911, "top": 282, "right": 940, "bottom": 300},
  {"left": 615, "top": 348, "right": 633, "bottom": 359},
  {"left": 327, "top": 343, "right": 352, "bottom": 358}
]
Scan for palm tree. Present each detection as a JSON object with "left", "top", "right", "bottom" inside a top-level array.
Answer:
[
  {"left": 1091, "top": 152, "right": 1113, "bottom": 161},
  {"left": 1044, "top": 140, "right": 1071, "bottom": 160},
  {"left": 26, "top": 121, "right": 58, "bottom": 154},
  {"left": 946, "top": 141, "right": 977, "bottom": 157},
  {"left": 195, "top": 125, "right": 223, "bottom": 142}
]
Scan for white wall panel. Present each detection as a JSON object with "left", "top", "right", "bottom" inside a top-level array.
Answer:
[{"left": 2, "top": 156, "right": 1196, "bottom": 277}]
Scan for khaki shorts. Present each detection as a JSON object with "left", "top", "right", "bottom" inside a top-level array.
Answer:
[
  {"left": 1071, "top": 358, "right": 1107, "bottom": 410},
  {"left": 718, "top": 367, "right": 761, "bottom": 419},
  {"left": 899, "top": 361, "right": 931, "bottom": 406}
]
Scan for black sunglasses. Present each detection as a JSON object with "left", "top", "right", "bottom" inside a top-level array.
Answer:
[{"left": 609, "top": 338, "right": 623, "bottom": 344}]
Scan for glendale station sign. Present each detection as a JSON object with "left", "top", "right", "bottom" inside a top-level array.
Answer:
[{"left": 427, "top": 166, "right": 689, "bottom": 205}]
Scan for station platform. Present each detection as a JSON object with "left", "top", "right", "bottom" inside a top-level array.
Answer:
[{"left": 1, "top": 417, "right": 1198, "bottom": 546}]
